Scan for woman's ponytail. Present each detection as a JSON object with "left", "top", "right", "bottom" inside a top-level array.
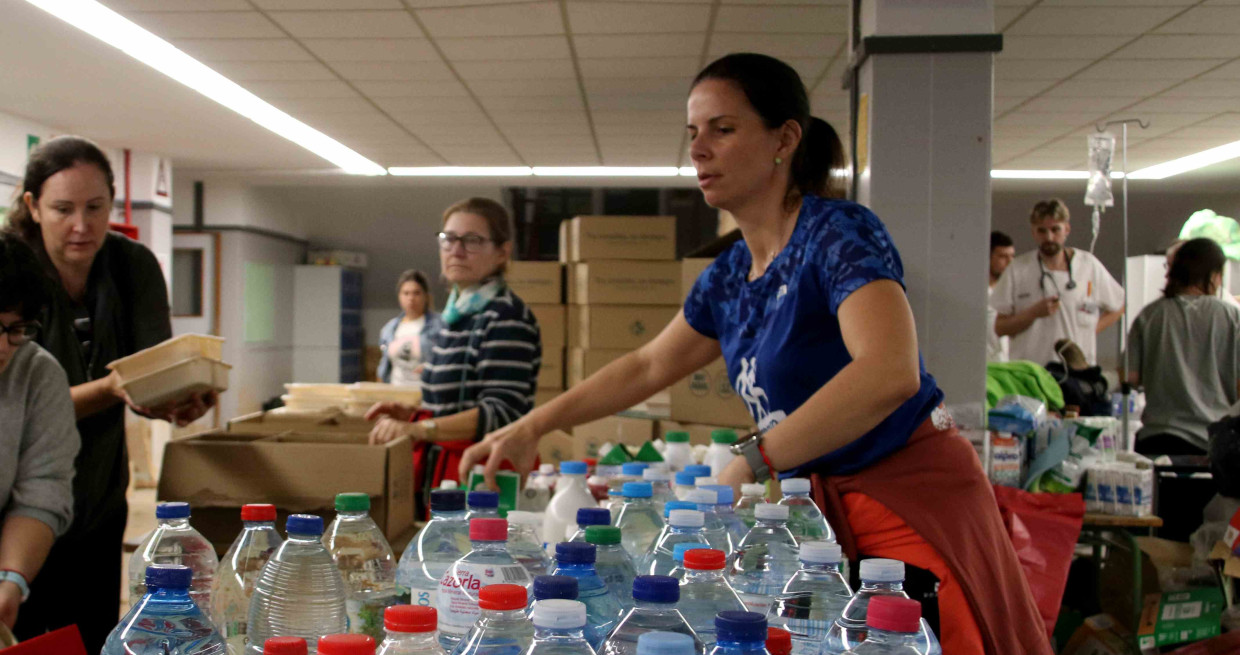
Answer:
[{"left": 791, "top": 117, "right": 846, "bottom": 200}]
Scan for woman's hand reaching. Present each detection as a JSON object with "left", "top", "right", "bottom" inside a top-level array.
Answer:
[{"left": 459, "top": 420, "right": 543, "bottom": 491}]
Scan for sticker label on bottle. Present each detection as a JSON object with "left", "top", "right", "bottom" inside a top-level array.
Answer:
[{"left": 436, "top": 562, "right": 531, "bottom": 634}]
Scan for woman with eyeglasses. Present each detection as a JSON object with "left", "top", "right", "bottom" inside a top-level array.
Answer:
[
  {"left": 366, "top": 197, "right": 542, "bottom": 449},
  {"left": 4, "top": 136, "right": 215, "bottom": 650}
]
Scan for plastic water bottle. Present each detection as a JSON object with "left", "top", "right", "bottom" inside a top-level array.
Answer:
[
  {"left": 641, "top": 469, "right": 676, "bottom": 515},
  {"left": 707, "top": 612, "right": 767, "bottom": 655},
  {"left": 776, "top": 480, "right": 833, "bottom": 543},
  {"left": 840, "top": 597, "right": 924, "bottom": 654},
  {"left": 764, "top": 629, "right": 789, "bottom": 655},
  {"left": 376, "top": 605, "right": 446, "bottom": 655},
  {"left": 821, "top": 560, "right": 939, "bottom": 655},
  {"left": 686, "top": 490, "right": 734, "bottom": 556},
  {"left": 604, "top": 463, "right": 650, "bottom": 512},
  {"left": 673, "top": 466, "right": 711, "bottom": 500},
  {"left": 550, "top": 543, "right": 624, "bottom": 649},
  {"left": 318, "top": 634, "right": 376, "bottom": 654},
  {"left": 247, "top": 515, "right": 348, "bottom": 654},
  {"left": 568, "top": 508, "right": 614, "bottom": 543},
  {"left": 766, "top": 542, "right": 851, "bottom": 655},
  {"left": 734, "top": 487, "right": 766, "bottom": 530},
  {"left": 526, "top": 599, "right": 596, "bottom": 655},
  {"left": 438, "top": 518, "right": 534, "bottom": 651},
  {"left": 643, "top": 501, "right": 694, "bottom": 566},
  {"left": 530, "top": 575, "right": 579, "bottom": 614},
  {"left": 213, "top": 504, "right": 284, "bottom": 654},
  {"left": 703, "top": 430, "right": 738, "bottom": 477},
  {"left": 727, "top": 505, "right": 798, "bottom": 616},
  {"left": 324, "top": 493, "right": 403, "bottom": 641},
  {"left": 263, "top": 637, "right": 309, "bottom": 654},
  {"left": 698, "top": 487, "right": 747, "bottom": 546},
  {"left": 104, "top": 564, "right": 226, "bottom": 655},
  {"left": 668, "top": 543, "right": 710, "bottom": 580},
  {"left": 129, "top": 502, "right": 219, "bottom": 617},
  {"left": 397, "top": 490, "right": 470, "bottom": 609},
  {"left": 469, "top": 491, "right": 501, "bottom": 520},
  {"left": 598, "top": 576, "right": 704, "bottom": 655},
  {"left": 545, "top": 461, "right": 599, "bottom": 545},
  {"left": 662, "top": 433, "right": 694, "bottom": 473},
  {"left": 586, "top": 526, "right": 637, "bottom": 610},
  {"left": 636, "top": 632, "right": 696, "bottom": 655},
  {"left": 508, "top": 512, "right": 554, "bottom": 577},
  {"left": 615, "top": 483, "right": 664, "bottom": 559},
  {"left": 641, "top": 510, "right": 711, "bottom": 576},
  {"left": 453, "top": 584, "right": 535, "bottom": 655},
  {"left": 677, "top": 549, "right": 745, "bottom": 648}
]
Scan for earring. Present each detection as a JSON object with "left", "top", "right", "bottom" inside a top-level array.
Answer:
[{"left": 774, "top": 157, "right": 783, "bottom": 164}]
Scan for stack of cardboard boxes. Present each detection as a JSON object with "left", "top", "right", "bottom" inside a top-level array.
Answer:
[{"left": 507, "top": 260, "right": 568, "bottom": 407}]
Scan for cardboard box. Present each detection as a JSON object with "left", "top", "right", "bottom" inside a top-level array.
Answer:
[
  {"left": 567, "top": 305, "right": 677, "bottom": 350},
  {"left": 529, "top": 303, "right": 567, "bottom": 347},
  {"left": 559, "top": 215, "right": 676, "bottom": 262},
  {"left": 669, "top": 357, "right": 754, "bottom": 428},
  {"left": 573, "top": 416, "right": 656, "bottom": 459},
  {"left": 538, "top": 429, "right": 575, "bottom": 466},
  {"left": 568, "top": 261, "right": 681, "bottom": 306},
  {"left": 1137, "top": 588, "right": 1224, "bottom": 649},
  {"left": 508, "top": 261, "right": 563, "bottom": 304},
  {"left": 539, "top": 347, "right": 565, "bottom": 390},
  {"left": 1060, "top": 614, "right": 1137, "bottom": 655},
  {"left": 682, "top": 258, "right": 714, "bottom": 301},
  {"left": 159, "top": 430, "right": 414, "bottom": 549},
  {"left": 657, "top": 420, "right": 750, "bottom": 448},
  {"left": 227, "top": 409, "right": 373, "bottom": 436},
  {"left": 568, "top": 348, "right": 629, "bottom": 387}
]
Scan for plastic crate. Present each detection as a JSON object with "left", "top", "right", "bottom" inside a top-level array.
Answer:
[
  {"left": 121, "top": 357, "right": 231, "bottom": 408},
  {"left": 106, "top": 334, "right": 224, "bottom": 382}
]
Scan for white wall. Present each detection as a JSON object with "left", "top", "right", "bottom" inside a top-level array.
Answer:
[
  {"left": 0, "top": 110, "right": 55, "bottom": 180},
  {"left": 172, "top": 176, "right": 305, "bottom": 239}
]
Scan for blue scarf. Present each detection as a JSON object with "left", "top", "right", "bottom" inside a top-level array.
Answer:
[{"left": 442, "top": 278, "right": 505, "bottom": 326}]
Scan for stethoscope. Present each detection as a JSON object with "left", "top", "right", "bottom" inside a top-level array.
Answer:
[{"left": 1038, "top": 248, "right": 1076, "bottom": 297}]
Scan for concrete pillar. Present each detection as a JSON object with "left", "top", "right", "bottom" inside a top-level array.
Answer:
[{"left": 852, "top": 0, "right": 999, "bottom": 409}]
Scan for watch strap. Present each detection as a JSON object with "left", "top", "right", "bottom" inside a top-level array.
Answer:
[
  {"left": 0, "top": 569, "right": 30, "bottom": 602},
  {"left": 731, "top": 430, "right": 773, "bottom": 482}
]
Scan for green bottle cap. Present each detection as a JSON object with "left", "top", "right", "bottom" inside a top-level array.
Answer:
[
  {"left": 664, "top": 431, "right": 690, "bottom": 443},
  {"left": 585, "top": 525, "right": 621, "bottom": 545},
  {"left": 599, "top": 444, "right": 634, "bottom": 465},
  {"left": 710, "top": 429, "right": 738, "bottom": 445},
  {"left": 635, "top": 441, "right": 665, "bottom": 462},
  {"left": 335, "top": 492, "right": 370, "bottom": 512}
]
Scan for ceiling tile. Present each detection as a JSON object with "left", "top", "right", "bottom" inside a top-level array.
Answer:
[
  {"left": 1018, "top": 96, "right": 1139, "bottom": 114},
  {"left": 353, "top": 80, "right": 471, "bottom": 97},
  {"left": 585, "top": 77, "right": 685, "bottom": 96},
  {"left": 1154, "top": 7, "right": 1240, "bottom": 34},
  {"left": 301, "top": 38, "right": 440, "bottom": 62},
  {"left": 107, "top": 0, "right": 250, "bottom": 9},
  {"left": 437, "top": 36, "right": 571, "bottom": 60},
  {"left": 268, "top": 10, "right": 423, "bottom": 38},
  {"left": 1128, "top": 96, "right": 1240, "bottom": 112},
  {"left": 578, "top": 57, "right": 699, "bottom": 79},
  {"left": 210, "top": 61, "right": 337, "bottom": 81},
  {"left": 254, "top": 0, "right": 403, "bottom": 8},
  {"left": 708, "top": 33, "right": 846, "bottom": 59},
  {"left": 1043, "top": 79, "right": 1178, "bottom": 97},
  {"left": 468, "top": 78, "right": 581, "bottom": 96},
  {"left": 567, "top": 3, "right": 710, "bottom": 34},
  {"left": 296, "top": 111, "right": 392, "bottom": 129},
  {"left": 595, "top": 123, "right": 680, "bottom": 137},
  {"left": 502, "top": 122, "right": 592, "bottom": 136},
  {"left": 1075, "top": 58, "right": 1227, "bottom": 80},
  {"left": 417, "top": 3, "right": 563, "bottom": 38},
  {"left": 1005, "top": 7, "right": 1181, "bottom": 35},
  {"left": 174, "top": 37, "right": 312, "bottom": 61},
  {"left": 320, "top": 122, "right": 410, "bottom": 138},
  {"left": 438, "top": 150, "right": 524, "bottom": 166},
  {"left": 392, "top": 111, "right": 489, "bottom": 126},
  {"left": 331, "top": 60, "right": 455, "bottom": 81},
  {"left": 994, "top": 79, "right": 1056, "bottom": 96},
  {"left": 491, "top": 110, "right": 590, "bottom": 125},
  {"left": 1160, "top": 79, "right": 1240, "bottom": 97},
  {"left": 244, "top": 80, "right": 360, "bottom": 98},
  {"left": 1200, "top": 60, "right": 1240, "bottom": 80},
  {"left": 995, "top": 59, "right": 1091, "bottom": 80},
  {"left": 1001, "top": 36, "right": 1130, "bottom": 59},
  {"left": 714, "top": 5, "right": 847, "bottom": 34},
  {"left": 995, "top": 111, "right": 1108, "bottom": 127},
  {"left": 1112, "top": 35, "right": 1240, "bottom": 58},
  {"left": 373, "top": 96, "right": 479, "bottom": 112},
  {"left": 591, "top": 110, "right": 683, "bottom": 125},
  {"left": 589, "top": 94, "right": 683, "bottom": 111},
  {"left": 405, "top": 0, "right": 544, "bottom": 5},
  {"left": 125, "top": 11, "right": 281, "bottom": 38},
  {"left": 574, "top": 34, "right": 704, "bottom": 58},
  {"left": 995, "top": 6, "right": 1027, "bottom": 29},
  {"left": 478, "top": 95, "right": 585, "bottom": 111},
  {"left": 273, "top": 96, "right": 376, "bottom": 112},
  {"left": 995, "top": 97, "right": 1030, "bottom": 113},
  {"left": 454, "top": 59, "right": 577, "bottom": 80}
]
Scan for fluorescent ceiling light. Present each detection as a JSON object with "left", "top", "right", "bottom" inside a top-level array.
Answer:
[
  {"left": 26, "top": 0, "right": 386, "bottom": 176},
  {"left": 1128, "top": 139, "right": 1240, "bottom": 180},
  {"left": 533, "top": 167, "right": 681, "bottom": 176},
  {"left": 389, "top": 166, "right": 533, "bottom": 176}
]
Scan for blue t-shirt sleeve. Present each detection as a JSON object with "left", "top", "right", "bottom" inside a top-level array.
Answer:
[
  {"left": 819, "top": 205, "right": 905, "bottom": 314},
  {"left": 683, "top": 261, "right": 720, "bottom": 340}
]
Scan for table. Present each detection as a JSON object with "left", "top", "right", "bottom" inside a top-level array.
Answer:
[{"left": 1077, "top": 513, "right": 1163, "bottom": 649}]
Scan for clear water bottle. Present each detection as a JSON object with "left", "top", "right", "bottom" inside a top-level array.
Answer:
[
  {"left": 318, "top": 634, "right": 377, "bottom": 654},
  {"left": 604, "top": 463, "right": 650, "bottom": 512},
  {"left": 104, "top": 564, "right": 226, "bottom": 655},
  {"left": 377, "top": 605, "right": 446, "bottom": 655},
  {"left": 644, "top": 501, "right": 695, "bottom": 566},
  {"left": 776, "top": 480, "right": 833, "bottom": 544},
  {"left": 439, "top": 518, "right": 534, "bottom": 651},
  {"left": 507, "top": 511, "right": 554, "bottom": 577},
  {"left": 821, "top": 560, "right": 939, "bottom": 655},
  {"left": 598, "top": 576, "right": 704, "bottom": 655},
  {"left": 453, "top": 584, "right": 535, "bottom": 655},
  {"left": 530, "top": 575, "right": 579, "bottom": 615},
  {"left": 526, "top": 599, "right": 596, "bottom": 655},
  {"left": 727, "top": 505, "right": 798, "bottom": 616},
  {"left": 734, "top": 487, "right": 766, "bottom": 531},
  {"left": 764, "top": 629, "right": 789, "bottom": 655},
  {"left": 672, "top": 466, "right": 711, "bottom": 500},
  {"left": 668, "top": 543, "right": 710, "bottom": 580},
  {"left": 704, "top": 430, "right": 738, "bottom": 477},
  {"left": 213, "top": 504, "right": 284, "bottom": 654},
  {"left": 686, "top": 490, "right": 734, "bottom": 557},
  {"left": 677, "top": 549, "right": 745, "bottom": 648},
  {"left": 550, "top": 542, "right": 624, "bottom": 649},
  {"left": 129, "top": 502, "right": 219, "bottom": 617},
  {"left": 841, "top": 597, "right": 924, "bottom": 655},
  {"left": 641, "top": 510, "right": 711, "bottom": 577},
  {"left": 263, "top": 636, "right": 309, "bottom": 654},
  {"left": 546, "top": 461, "right": 599, "bottom": 546},
  {"left": 707, "top": 612, "right": 767, "bottom": 655},
  {"left": 568, "top": 508, "right": 613, "bottom": 543},
  {"left": 247, "top": 515, "right": 348, "bottom": 654},
  {"left": 642, "top": 470, "right": 676, "bottom": 516},
  {"left": 615, "top": 483, "right": 664, "bottom": 559},
  {"left": 397, "top": 490, "right": 470, "bottom": 609},
  {"left": 699, "top": 487, "right": 748, "bottom": 547},
  {"left": 586, "top": 526, "right": 637, "bottom": 611},
  {"left": 325, "top": 493, "right": 403, "bottom": 641},
  {"left": 766, "top": 542, "right": 851, "bottom": 655},
  {"left": 636, "top": 632, "right": 696, "bottom": 655},
  {"left": 662, "top": 433, "right": 694, "bottom": 473},
  {"left": 468, "top": 491, "right": 502, "bottom": 520}
]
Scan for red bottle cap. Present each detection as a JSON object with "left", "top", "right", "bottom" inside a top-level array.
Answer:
[
  {"left": 469, "top": 517, "right": 509, "bottom": 541},
  {"left": 317, "top": 634, "right": 376, "bottom": 655},
  {"left": 684, "top": 548, "right": 726, "bottom": 571},
  {"left": 765, "top": 628, "right": 792, "bottom": 655},
  {"left": 478, "top": 584, "right": 527, "bottom": 611},
  {"left": 241, "top": 504, "right": 277, "bottom": 522},
  {"left": 865, "top": 596, "right": 921, "bottom": 634},
  {"left": 263, "top": 637, "right": 308, "bottom": 655},
  {"left": 385, "top": 605, "right": 437, "bottom": 633}
]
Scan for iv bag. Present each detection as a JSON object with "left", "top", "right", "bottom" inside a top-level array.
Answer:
[{"left": 1084, "top": 134, "right": 1114, "bottom": 208}]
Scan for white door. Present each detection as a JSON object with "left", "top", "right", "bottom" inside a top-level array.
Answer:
[{"left": 171, "top": 232, "right": 219, "bottom": 336}]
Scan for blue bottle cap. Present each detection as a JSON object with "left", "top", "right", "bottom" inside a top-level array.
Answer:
[
  {"left": 576, "top": 507, "right": 612, "bottom": 526},
  {"left": 715, "top": 611, "right": 767, "bottom": 642},
  {"left": 155, "top": 502, "right": 190, "bottom": 519},
  {"left": 684, "top": 465, "right": 712, "bottom": 477},
  {"left": 622, "top": 482, "right": 653, "bottom": 498},
  {"left": 672, "top": 543, "right": 709, "bottom": 562},
  {"left": 431, "top": 489, "right": 466, "bottom": 512},
  {"left": 621, "top": 462, "right": 649, "bottom": 476},
  {"left": 632, "top": 575, "right": 679, "bottom": 603},
  {"left": 286, "top": 514, "right": 324, "bottom": 536},
  {"left": 532, "top": 575, "right": 579, "bottom": 601},
  {"left": 702, "top": 485, "right": 735, "bottom": 505},
  {"left": 145, "top": 564, "right": 192, "bottom": 590},
  {"left": 674, "top": 472, "right": 699, "bottom": 486},
  {"left": 637, "top": 632, "right": 697, "bottom": 655},
  {"left": 663, "top": 501, "right": 696, "bottom": 518},
  {"left": 560, "top": 461, "right": 588, "bottom": 475},
  {"left": 555, "top": 541, "right": 597, "bottom": 564},
  {"left": 468, "top": 490, "right": 499, "bottom": 509}
]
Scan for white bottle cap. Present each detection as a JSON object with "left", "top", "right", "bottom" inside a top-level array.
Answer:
[
  {"left": 539, "top": 464, "right": 555, "bottom": 474},
  {"left": 531, "top": 599, "right": 587, "bottom": 629},
  {"left": 686, "top": 489, "right": 718, "bottom": 505},
  {"left": 741, "top": 483, "right": 766, "bottom": 497},
  {"left": 669, "top": 509, "right": 705, "bottom": 527},
  {"left": 695, "top": 477, "right": 719, "bottom": 486},
  {"left": 781, "top": 478, "right": 811, "bottom": 494},
  {"left": 754, "top": 503, "right": 789, "bottom": 521},
  {"left": 439, "top": 480, "right": 459, "bottom": 490},
  {"left": 506, "top": 511, "right": 541, "bottom": 526},
  {"left": 643, "top": 469, "right": 672, "bottom": 482},
  {"left": 800, "top": 541, "right": 842, "bottom": 564},
  {"left": 859, "top": 558, "right": 905, "bottom": 583}
]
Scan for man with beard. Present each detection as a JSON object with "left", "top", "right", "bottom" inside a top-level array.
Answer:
[{"left": 991, "top": 199, "right": 1124, "bottom": 366}]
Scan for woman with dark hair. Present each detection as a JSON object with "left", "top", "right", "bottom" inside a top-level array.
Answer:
[
  {"left": 1130, "top": 237, "right": 1240, "bottom": 456},
  {"left": 459, "top": 54, "right": 1049, "bottom": 655},
  {"left": 377, "top": 269, "right": 443, "bottom": 385},
  {"left": 5, "top": 136, "right": 215, "bottom": 650}
]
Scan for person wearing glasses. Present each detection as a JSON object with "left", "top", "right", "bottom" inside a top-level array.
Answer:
[
  {"left": 366, "top": 197, "right": 541, "bottom": 447},
  {"left": 4, "top": 136, "right": 214, "bottom": 650},
  {"left": 377, "top": 269, "right": 443, "bottom": 386},
  {"left": 0, "top": 234, "right": 79, "bottom": 634},
  {"left": 991, "top": 198, "right": 1124, "bottom": 366}
]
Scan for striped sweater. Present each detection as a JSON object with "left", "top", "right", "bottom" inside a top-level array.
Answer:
[{"left": 420, "top": 286, "right": 542, "bottom": 440}]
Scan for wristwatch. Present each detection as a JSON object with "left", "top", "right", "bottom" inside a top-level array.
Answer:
[
  {"left": 0, "top": 569, "right": 30, "bottom": 602},
  {"left": 419, "top": 419, "right": 438, "bottom": 441},
  {"left": 730, "top": 430, "right": 773, "bottom": 482}
]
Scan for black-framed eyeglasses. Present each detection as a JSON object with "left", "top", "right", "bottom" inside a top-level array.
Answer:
[
  {"left": 0, "top": 320, "right": 40, "bottom": 347},
  {"left": 438, "top": 232, "right": 494, "bottom": 253}
]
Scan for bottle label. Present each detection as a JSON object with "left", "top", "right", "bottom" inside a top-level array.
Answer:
[
  {"left": 739, "top": 592, "right": 774, "bottom": 615},
  {"left": 436, "top": 562, "right": 531, "bottom": 634}
]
